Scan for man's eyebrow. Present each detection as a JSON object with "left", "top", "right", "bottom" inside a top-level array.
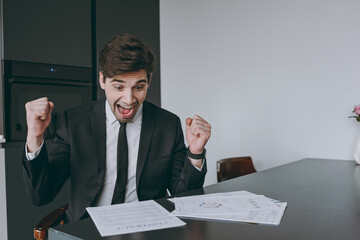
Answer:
[
  {"left": 110, "top": 79, "right": 125, "bottom": 83},
  {"left": 135, "top": 79, "right": 147, "bottom": 84}
]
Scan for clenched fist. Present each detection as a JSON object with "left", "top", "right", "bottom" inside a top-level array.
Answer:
[
  {"left": 25, "top": 97, "right": 54, "bottom": 152},
  {"left": 185, "top": 115, "right": 211, "bottom": 168}
]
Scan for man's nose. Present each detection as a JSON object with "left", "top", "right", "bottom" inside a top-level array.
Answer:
[{"left": 123, "top": 89, "right": 135, "bottom": 104}]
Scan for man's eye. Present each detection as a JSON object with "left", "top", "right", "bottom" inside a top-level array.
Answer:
[
  {"left": 135, "top": 85, "right": 144, "bottom": 90},
  {"left": 114, "top": 85, "right": 123, "bottom": 90}
]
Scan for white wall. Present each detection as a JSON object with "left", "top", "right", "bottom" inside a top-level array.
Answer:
[{"left": 160, "top": 0, "right": 360, "bottom": 186}]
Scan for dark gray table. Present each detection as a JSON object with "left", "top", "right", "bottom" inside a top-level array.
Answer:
[{"left": 49, "top": 158, "right": 360, "bottom": 240}]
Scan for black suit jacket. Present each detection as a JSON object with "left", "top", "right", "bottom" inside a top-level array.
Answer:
[{"left": 22, "top": 98, "right": 207, "bottom": 222}]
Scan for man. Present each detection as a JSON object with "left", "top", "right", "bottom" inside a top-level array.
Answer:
[{"left": 22, "top": 33, "right": 211, "bottom": 222}]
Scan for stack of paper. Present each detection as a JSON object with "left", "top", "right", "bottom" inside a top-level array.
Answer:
[{"left": 170, "top": 191, "right": 287, "bottom": 225}]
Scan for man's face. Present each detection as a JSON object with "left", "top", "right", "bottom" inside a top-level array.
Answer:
[{"left": 99, "top": 69, "right": 150, "bottom": 123}]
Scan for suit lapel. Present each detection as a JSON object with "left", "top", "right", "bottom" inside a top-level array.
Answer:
[
  {"left": 90, "top": 98, "right": 107, "bottom": 175},
  {"left": 136, "top": 101, "right": 156, "bottom": 187}
]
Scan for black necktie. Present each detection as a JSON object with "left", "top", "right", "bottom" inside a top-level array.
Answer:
[{"left": 112, "top": 122, "right": 128, "bottom": 204}]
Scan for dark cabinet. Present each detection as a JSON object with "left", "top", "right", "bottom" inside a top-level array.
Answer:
[
  {"left": 3, "top": 0, "right": 92, "bottom": 67},
  {"left": 3, "top": 0, "right": 160, "bottom": 105}
]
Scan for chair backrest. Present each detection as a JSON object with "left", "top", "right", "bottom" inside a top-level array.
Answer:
[
  {"left": 34, "top": 204, "right": 68, "bottom": 240},
  {"left": 217, "top": 156, "right": 256, "bottom": 182}
]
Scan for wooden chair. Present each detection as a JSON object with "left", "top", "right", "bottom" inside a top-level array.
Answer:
[
  {"left": 34, "top": 204, "right": 68, "bottom": 240},
  {"left": 217, "top": 156, "right": 256, "bottom": 182}
]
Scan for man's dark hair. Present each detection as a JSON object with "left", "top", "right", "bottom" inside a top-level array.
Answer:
[{"left": 99, "top": 33, "right": 156, "bottom": 82}]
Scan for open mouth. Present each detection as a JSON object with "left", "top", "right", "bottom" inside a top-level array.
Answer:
[{"left": 117, "top": 104, "right": 135, "bottom": 118}]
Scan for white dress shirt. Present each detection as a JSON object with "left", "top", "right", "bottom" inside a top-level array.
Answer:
[{"left": 95, "top": 100, "right": 142, "bottom": 206}]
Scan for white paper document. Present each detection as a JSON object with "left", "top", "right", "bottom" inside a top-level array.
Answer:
[
  {"left": 86, "top": 200, "right": 186, "bottom": 237},
  {"left": 170, "top": 191, "right": 287, "bottom": 225},
  {"left": 174, "top": 194, "right": 279, "bottom": 215}
]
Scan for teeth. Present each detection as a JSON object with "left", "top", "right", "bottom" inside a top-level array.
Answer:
[{"left": 118, "top": 105, "right": 133, "bottom": 109}]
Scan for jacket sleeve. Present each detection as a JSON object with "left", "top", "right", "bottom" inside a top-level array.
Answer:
[
  {"left": 22, "top": 111, "right": 71, "bottom": 206},
  {"left": 168, "top": 117, "right": 207, "bottom": 195}
]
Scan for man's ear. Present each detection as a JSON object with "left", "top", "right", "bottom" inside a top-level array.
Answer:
[{"left": 99, "top": 71, "right": 105, "bottom": 89}]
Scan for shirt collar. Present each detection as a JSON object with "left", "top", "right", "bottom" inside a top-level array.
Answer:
[{"left": 105, "top": 100, "right": 143, "bottom": 126}]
